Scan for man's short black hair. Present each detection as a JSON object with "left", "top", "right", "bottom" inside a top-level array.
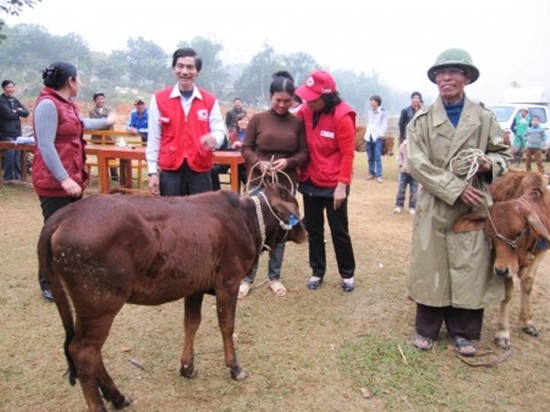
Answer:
[{"left": 93, "top": 92, "right": 105, "bottom": 101}]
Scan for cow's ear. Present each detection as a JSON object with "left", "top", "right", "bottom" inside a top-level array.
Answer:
[
  {"left": 453, "top": 210, "right": 487, "bottom": 233},
  {"left": 527, "top": 213, "right": 550, "bottom": 242}
]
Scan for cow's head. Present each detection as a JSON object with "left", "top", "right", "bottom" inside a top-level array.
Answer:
[
  {"left": 259, "top": 183, "right": 307, "bottom": 247},
  {"left": 453, "top": 200, "right": 550, "bottom": 278}
]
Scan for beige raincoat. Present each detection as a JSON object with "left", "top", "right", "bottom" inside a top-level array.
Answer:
[{"left": 407, "top": 96, "right": 512, "bottom": 309}]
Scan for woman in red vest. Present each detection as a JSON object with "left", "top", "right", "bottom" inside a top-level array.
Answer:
[
  {"left": 33, "top": 61, "right": 116, "bottom": 301},
  {"left": 294, "top": 70, "right": 357, "bottom": 292}
]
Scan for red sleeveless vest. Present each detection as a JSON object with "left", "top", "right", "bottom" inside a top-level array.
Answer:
[
  {"left": 298, "top": 102, "right": 356, "bottom": 187},
  {"left": 155, "top": 87, "right": 216, "bottom": 172},
  {"left": 32, "top": 87, "right": 87, "bottom": 197}
]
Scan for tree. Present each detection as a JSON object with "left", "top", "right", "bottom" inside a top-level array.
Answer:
[
  {"left": 121, "top": 37, "right": 170, "bottom": 90},
  {"left": 177, "top": 36, "right": 226, "bottom": 96},
  {"left": 0, "top": 0, "right": 42, "bottom": 42},
  {"left": 0, "top": 24, "right": 94, "bottom": 97},
  {"left": 280, "top": 52, "right": 319, "bottom": 88},
  {"left": 0, "top": 0, "right": 40, "bottom": 15},
  {"left": 234, "top": 44, "right": 282, "bottom": 107}
]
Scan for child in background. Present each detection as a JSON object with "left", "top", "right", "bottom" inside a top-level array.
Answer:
[
  {"left": 524, "top": 115, "right": 547, "bottom": 175},
  {"left": 394, "top": 140, "right": 418, "bottom": 215}
]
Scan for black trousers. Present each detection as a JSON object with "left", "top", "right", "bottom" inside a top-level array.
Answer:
[
  {"left": 415, "top": 303, "right": 484, "bottom": 340},
  {"left": 302, "top": 194, "right": 355, "bottom": 279},
  {"left": 160, "top": 162, "right": 212, "bottom": 196},
  {"left": 38, "top": 195, "right": 82, "bottom": 291}
]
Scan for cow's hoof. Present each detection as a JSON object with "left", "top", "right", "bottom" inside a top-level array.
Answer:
[
  {"left": 231, "top": 368, "right": 248, "bottom": 381},
  {"left": 180, "top": 365, "right": 198, "bottom": 379},
  {"left": 112, "top": 396, "right": 132, "bottom": 409},
  {"left": 494, "top": 337, "right": 512, "bottom": 350},
  {"left": 522, "top": 325, "right": 539, "bottom": 337}
]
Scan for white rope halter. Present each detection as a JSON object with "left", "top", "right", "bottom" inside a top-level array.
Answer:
[
  {"left": 258, "top": 191, "right": 294, "bottom": 231},
  {"left": 251, "top": 195, "right": 267, "bottom": 250}
]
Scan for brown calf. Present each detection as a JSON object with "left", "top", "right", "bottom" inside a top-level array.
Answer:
[
  {"left": 454, "top": 171, "right": 550, "bottom": 349},
  {"left": 38, "top": 183, "right": 306, "bottom": 412}
]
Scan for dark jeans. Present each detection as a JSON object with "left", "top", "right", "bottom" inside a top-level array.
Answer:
[
  {"left": 1, "top": 136, "right": 21, "bottom": 180},
  {"left": 366, "top": 138, "right": 383, "bottom": 178},
  {"left": 303, "top": 194, "right": 355, "bottom": 279},
  {"left": 38, "top": 195, "right": 83, "bottom": 292},
  {"left": 395, "top": 172, "right": 418, "bottom": 209},
  {"left": 244, "top": 242, "right": 285, "bottom": 283},
  {"left": 415, "top": 303, "right": 484, "bottom": 340},
  {"left": 160, "top": 162, "right": 212, "bottom": 196}
]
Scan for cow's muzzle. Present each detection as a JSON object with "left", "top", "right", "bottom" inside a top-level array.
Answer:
[{"left": 494, "top": 266, "right": 511, "bottom": 278}]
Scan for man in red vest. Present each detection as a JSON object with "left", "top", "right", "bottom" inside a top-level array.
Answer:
[{"left": 146, "top": 47, "right": 226, "bottom": 196}]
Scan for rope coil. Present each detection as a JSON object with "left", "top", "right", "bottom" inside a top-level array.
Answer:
[
  {"left": 449, "top": 148, "right": 486, "bottom": 182},
  {"left": 243, "top": 156, "right": 295, "bottom": 195}
]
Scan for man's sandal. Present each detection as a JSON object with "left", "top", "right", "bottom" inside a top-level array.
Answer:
[
  {"left": 453, "top": 336, "right": 476, "bottom": 357},
  {"left": 412, "top": 334, "right": 434, "bottom": 351},
  {"left": 238, "top": 282, "right": 252, "bottom": 299},
  {"left": 268, "top": 280, "right": 287, "bottom": 297}
]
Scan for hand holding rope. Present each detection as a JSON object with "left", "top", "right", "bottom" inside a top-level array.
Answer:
[{"left": 450, "top": 148, "right": 492, "bottom": 207}]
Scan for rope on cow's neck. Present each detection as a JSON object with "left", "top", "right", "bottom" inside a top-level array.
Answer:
[
  {"left": 449, "top": 148, "right": 486, "bottom": 183},
  {"left": 251, "top": 196, "right": 268, "bottom": 251}
]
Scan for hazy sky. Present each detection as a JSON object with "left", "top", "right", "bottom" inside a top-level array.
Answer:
[{"left": 3, "top": 0, "right": 550, "bottom": 104}]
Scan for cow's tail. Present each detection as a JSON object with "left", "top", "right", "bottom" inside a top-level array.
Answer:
[{"left": 37, "top": 223, "right": 78, "bottom": 386}]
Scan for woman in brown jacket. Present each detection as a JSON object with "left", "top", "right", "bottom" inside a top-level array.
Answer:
[{"left": 238, "top": 71, "right": 308, "bottom": 298}]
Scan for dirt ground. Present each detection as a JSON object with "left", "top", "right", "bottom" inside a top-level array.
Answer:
[{"left": 1, "top": 154, "right": 550, "bottom": 411}]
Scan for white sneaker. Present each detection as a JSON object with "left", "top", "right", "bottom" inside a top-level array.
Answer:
[
  {"left": 394, "top": 207, "right": 402, "bottom": 214},
  {"left": 409, "top": 209, "right": 416, "bottom": 215}
]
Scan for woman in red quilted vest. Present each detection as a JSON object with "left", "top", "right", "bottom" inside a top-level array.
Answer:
[{"left": 32, "top": 61, "right": 116, "bottom": 301}]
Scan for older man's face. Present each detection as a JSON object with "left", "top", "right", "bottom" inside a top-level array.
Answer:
[{"left": 435, "top": 66, "right": 469, "bottom": 103}]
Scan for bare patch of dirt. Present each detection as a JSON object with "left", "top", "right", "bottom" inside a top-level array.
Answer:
[{"left": 1, "top": 155, "right": 550, "bottom": 411}]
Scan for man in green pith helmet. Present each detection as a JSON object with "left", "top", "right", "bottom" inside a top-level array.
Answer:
[{"left": 406, "top": 48, "right": 512, "bottom": 356}]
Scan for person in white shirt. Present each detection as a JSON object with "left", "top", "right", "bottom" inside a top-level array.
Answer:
[
  {"left": 364, "top": 94, "right": 388, "bottom": 183},
  {"left": 146, "top": 47, "right": 226, "bottom": 196}
]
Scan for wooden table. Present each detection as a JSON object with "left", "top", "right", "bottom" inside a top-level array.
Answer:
[
  {"left": 91, "top": 146, "right": 244, "bottom": 194},
  {"left": 0, "top": 141, "right": 244, "bottom": 194},
  {"left": 0, "top": 141, "right": 35, "bottom": 184},
  {"left": 212, "top": 151, "right": 245, "bottom": 193},
  {"left": 87, "top": 145, "right": 146, "bottom": 194}
]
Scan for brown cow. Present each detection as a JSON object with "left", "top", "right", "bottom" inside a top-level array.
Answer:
[
  {"left": 38, "top": 183, "right": 306, "bottom": 412},
  {"left": 453, "top": 171, "right": 550, "bottom": 349}
]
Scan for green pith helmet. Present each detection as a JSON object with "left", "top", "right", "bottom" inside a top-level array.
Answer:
[{"left": 427, "top": 48, "right": 480, "bottom": 84}]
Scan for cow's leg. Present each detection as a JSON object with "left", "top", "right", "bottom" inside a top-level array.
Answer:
[
  {"left": 180, "top": 293, "right": 204, "bottom": 378},
  {"left": 72, "top": 310, "right": 130, "bottom": 411},
  {"left": 519, "top": 255, "right": 543, "bottom": 337},
  {"left": 97, "top": 359, "right": 132, "bottom": 409},
  {"left": 215, "top": 285, "right": 248, "bottom": 381},
  {"left": 495, "top": 276, "right": 514, "bottom": 349}
]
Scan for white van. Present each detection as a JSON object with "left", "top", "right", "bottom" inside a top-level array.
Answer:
[
  {"left": 488, "top": 104, "right": 549, "bottom": 135},
  {"left": 488, "top": 86, "right": 550, "bottom": 156}
]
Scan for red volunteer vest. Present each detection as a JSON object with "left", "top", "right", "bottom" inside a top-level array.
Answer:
[
  {"left": 155, "top": 87, "right": 216, "bottom": 172},
  {"left": 298, "top": 102, "right": 356, "bottom": 188},
  {"left": 32, "top": 87, "right": 87, "bottom": 197}
]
